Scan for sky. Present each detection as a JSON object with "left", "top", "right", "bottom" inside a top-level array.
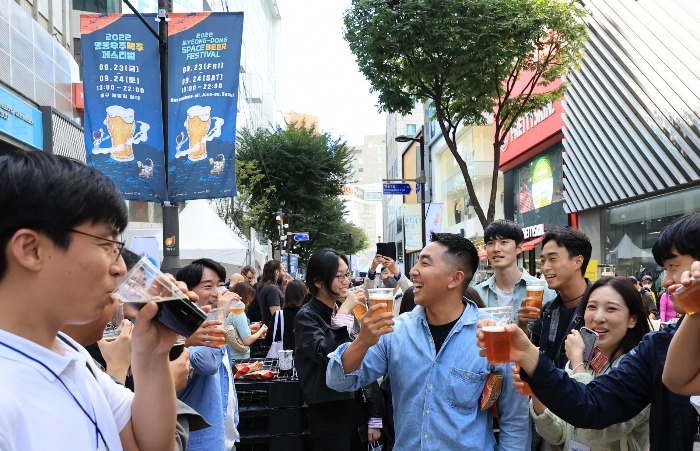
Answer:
[{"left": 276, "top": 0, "right": 386, "bottom": 146}]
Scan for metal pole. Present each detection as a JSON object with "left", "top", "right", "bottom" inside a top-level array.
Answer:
[
  {"left": 158, "top": 1, "right": 181, "bottom": 274},
  {"left": 419, "top": 136, "right": 426, "bottom": 248}
]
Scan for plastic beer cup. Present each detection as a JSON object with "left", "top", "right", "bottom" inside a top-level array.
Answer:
[
  {"left": 368, "top": 288, "right": 393, "bottom": 328},
  {"left": 478, "top": 306, "right": 513, "bottom": 365},
  {"left": 525, "top": 280, "right": 546, "bottom": 318}
]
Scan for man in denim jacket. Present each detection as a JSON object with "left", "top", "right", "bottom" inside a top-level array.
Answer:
[
  {"left": 474, "top": 220, "right": 556, "bottom": 335},
  {"left": 327, "top": 232, "right": 529, "bottom": 450}
]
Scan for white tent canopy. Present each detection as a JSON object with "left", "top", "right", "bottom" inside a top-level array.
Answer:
[
  {"left": 178, "top": 200, "right": 249, "bottom": 266},
  {"left": 610, "top": 234, "right": 652, "bottom": 259}
]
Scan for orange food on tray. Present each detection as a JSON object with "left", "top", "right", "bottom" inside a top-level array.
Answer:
[{"left": 234, "top": 361, "right": 265, "bottom": 379}]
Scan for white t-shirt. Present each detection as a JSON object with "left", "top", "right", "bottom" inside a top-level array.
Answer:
[
  {"left": 494, "top": 285, "right": 514, "bottom": 307},
  {"left": 0, "top": 329, "right": 134, "bottom": 450},
  {"left": 691, "top": 395, "right": 700, "bottom": 414}
]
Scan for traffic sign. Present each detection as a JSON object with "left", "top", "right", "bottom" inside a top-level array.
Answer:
[
  {"left": 293, "top": 233, "right": 310, "bottom": 241},
  {"left": 383, "top": 183, "right": 412, "bottom": 195}
]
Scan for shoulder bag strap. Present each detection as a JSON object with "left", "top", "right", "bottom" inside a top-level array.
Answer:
[
  {"left": 272, "top": 310, "right": 280, "bottom": 340},
  {"left": 279, "top": 310, "right": 284, "bottom": 341}
]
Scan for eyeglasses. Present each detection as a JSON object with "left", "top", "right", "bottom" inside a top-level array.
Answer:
[
  {"left": 70, "top": 229, "right": 125, "bottom": 262},
  {"left": 335, "top": 273, "right": 352, "bottom": 282}
]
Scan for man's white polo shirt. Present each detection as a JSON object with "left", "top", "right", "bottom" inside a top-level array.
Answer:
[{"left": 0, "top": 329, "right": 134, "bottom": 450}]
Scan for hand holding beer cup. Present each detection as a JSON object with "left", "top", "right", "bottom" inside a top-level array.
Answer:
[
  {"left": 343, "top": 286, "right": 367, "bottom": 319},
  {"left": 477, "top": 306, "right": 514, "bottom": 364},
  {"left": 368, "top": 288, "right": 394, "bottom": 329},
  {"left": 356, "top": 302, "right": 395, "bottom": 348},
  {"left": 672, "top": 261, "right": 700, "bottom": 315},
  {"left": 476, "top": 321, "right": 541, "bottom": 375}
]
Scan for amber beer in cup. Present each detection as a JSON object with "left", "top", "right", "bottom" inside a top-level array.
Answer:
[
  {"left": 206, "top": 308, "right": 226, "bottom": 348},
  {"left": 368, "top": 288, "right": 393, "bottom": 328},
  {"left": 514, "top": 363, "right": 533, "bottom": 396},
  {"left": 525, "top": 280, "right": 546, "bottom": 318},
  {"left": 478, "top": 306, "right": 513, "bottom": 365},
  {"left": 482, "top": 326, "right": 511, "bottom": 364},
  {"left": 672, "top": 278, "right": 700, "bottom": 315},
  {"left": 353, "top": 302, "right": 368, "bottom": 319}
]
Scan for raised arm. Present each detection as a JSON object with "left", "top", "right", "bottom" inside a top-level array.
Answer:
[{"left": 663, "top": 261, "right": 700, "bottom": 394}]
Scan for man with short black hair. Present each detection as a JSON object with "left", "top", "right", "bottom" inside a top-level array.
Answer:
[
  {"left": 0, "top": 148, "right": 178, "bottom": 450},
  {"left": 475, "top": 220, "right": 556, "bottom": 334},
  {"left": 176, "top": 258, "right": 240, "bottom": 451},
  {"left": 529, "top": 226, "right": 592, "bottom": 369},
  {"left": 327, "top": 232, "right": 529, "bottom": 450}
]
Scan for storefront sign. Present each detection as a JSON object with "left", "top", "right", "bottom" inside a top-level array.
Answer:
[
  {"left": 0, "top": 85, "right": 43, "bottom": 150},
  {"left": 425, "top": 203, "right": 444, "bottom": 245},
  {"left": 495, "top": 72, "right": 565, "bottom": 171},
  {"left": 523, "top": 223, "right": 545, "bottom": 239}
]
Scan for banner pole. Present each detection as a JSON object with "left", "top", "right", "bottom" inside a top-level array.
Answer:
[{"left": 158, "top": 0, "right": 182, "bottom": 274}]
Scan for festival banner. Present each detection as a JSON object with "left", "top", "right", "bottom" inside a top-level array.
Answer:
[
  {"left": 425, "top": 203, "right": 444, "bottom": 244},
  {"left": 402, "top": 203, "right": 422, "bottom": 252},
  {"left": 80, "top": 14, "right": 166, "bottom": 201},
  {"left": 167, "top": 12, "right": 243, "bottom": 200}
]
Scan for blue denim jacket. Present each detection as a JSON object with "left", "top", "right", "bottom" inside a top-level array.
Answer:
[
  {"left": 327, "top": 301, "right": 530, "bottom": 450},
  {"left": 178, "top": 345, "right": 237, "bottom": 451}
]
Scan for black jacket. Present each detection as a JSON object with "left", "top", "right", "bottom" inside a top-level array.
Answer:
[
  {"left": 294, "top": 297, "right": 356, "bottom": 405},
  {"left": 524, "top": 320, "right": 696, "bottom": 450}
]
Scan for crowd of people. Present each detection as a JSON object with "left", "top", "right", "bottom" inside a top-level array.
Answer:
[{"left": 3, "top": 147, "right": 700, "bottom": 451}]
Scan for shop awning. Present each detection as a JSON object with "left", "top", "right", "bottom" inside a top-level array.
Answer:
[
  {"left": 478, "top": 250, "right": 488, "bottom": 261},
  {"left": 521, "top": 236, "right": 545, "bottom": 252}
]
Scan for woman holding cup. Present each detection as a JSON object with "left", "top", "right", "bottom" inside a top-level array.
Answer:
[
  {"left": 226, "top": 282, "right": 267, "bottom": 360},
  {"left": 528, "top": 277, "right": 651, "bottom": 450},
  {"left": 294, "top": 248, "right": 384, "bottom": 450}
]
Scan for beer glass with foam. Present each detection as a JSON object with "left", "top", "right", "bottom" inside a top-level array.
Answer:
[
  {"left": 185, "top": 105, "right": 211, "bottom": 161},
  {"left": 112, "top": 257, "right": 207, "bottom": 337},
  {"left": 368, "top": 288, "right": 393, "bottom": 329},
  {"left": 105, "top": 106, "right": 136, "bottom": 162},
  {"left": 525, "top": 280, "right": 546, "bottom": 318},
  {"left": 478, "top": 306, "right": 513, "bottom": 365}
]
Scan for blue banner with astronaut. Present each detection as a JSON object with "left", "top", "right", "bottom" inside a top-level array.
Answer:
[
  {"left": 167, "top": 12, "right": 243, "bottom": 200},
  {"left": 80, "top": 14, "right": 166, "bottom": 202}
]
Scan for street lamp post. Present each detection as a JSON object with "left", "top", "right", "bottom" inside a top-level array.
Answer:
[{"left": 395, "top": 133, "right": 426, "bottom": 248}]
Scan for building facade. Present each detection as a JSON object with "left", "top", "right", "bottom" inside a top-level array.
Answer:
[{"left": 562, "top": 0, "right": 699, "bottom": 283}]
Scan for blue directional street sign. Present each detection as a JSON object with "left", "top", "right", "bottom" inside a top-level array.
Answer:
[
  {"left": 293, "top": 233, "right": 310, "bottom": 242},
  {"left": 383, "top": 183, "right": 412, "bottom": 195}
]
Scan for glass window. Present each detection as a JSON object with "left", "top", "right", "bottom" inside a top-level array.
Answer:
[
  {"left": 73, "top": 0, "right": 120, "bottom": 13},
  {"left": 406, "top": 124, "right": 416, "bottom": 136},
  {"left": 602, "top": 185, "right": 700, "bottom": 280}
]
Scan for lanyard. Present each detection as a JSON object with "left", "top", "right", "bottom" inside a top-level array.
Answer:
[{"left": 0, "top": 339, "right": 109, "bottom": 450}]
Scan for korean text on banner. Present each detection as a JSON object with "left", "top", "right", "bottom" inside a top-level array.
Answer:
[
  {"left": 403, "top": 203, "right": 422, "bottom": 252},
  {"left": 167, "top": 12, "right": 243, "bottom": 201},
  {"left": 80, "top": 14, "right": 166, "bottom": 202}
]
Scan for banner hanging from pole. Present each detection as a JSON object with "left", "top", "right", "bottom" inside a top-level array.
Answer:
[
  {"left": 80, "top": 14, "right": 166, "bottom": 202},
  {"left": 166, "top": 12, "right": 243, "bottom": 201}
]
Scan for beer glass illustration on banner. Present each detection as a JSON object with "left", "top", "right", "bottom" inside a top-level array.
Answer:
[
  {"left": 106, "top": 105, "right": 136, "bottom": 162},
  {"left": 185, "top": 105, "right": 211, "bottom": 162}
]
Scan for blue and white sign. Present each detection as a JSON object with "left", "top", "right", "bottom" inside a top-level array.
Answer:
[
  {"left": 293, "top": 233, "right": 309, "bottom": 242},
  {"left": 0, "top": 85, "right": 43, "bottom": 150},
  {"left": 383, "top": 183, "right": 412, "bottom": 195}
]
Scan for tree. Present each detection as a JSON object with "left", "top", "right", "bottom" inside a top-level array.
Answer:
[
  {"left": 233, "top": 121, "right": 367, "bottom": 263},
  {"left": 344, "top": 0, "right": 587, "bottom": 227}
]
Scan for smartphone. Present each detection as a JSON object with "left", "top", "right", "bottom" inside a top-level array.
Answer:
[
  {"left": 376, "top": 242, "right": 397, "bottom": 261},
  {"left": 579, "top": 326, "right": 599, "bottom": 366}
]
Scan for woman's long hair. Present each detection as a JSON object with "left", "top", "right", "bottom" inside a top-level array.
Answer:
[{"left": 581, "top": 276, "right": 651, "bottom": 359}]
